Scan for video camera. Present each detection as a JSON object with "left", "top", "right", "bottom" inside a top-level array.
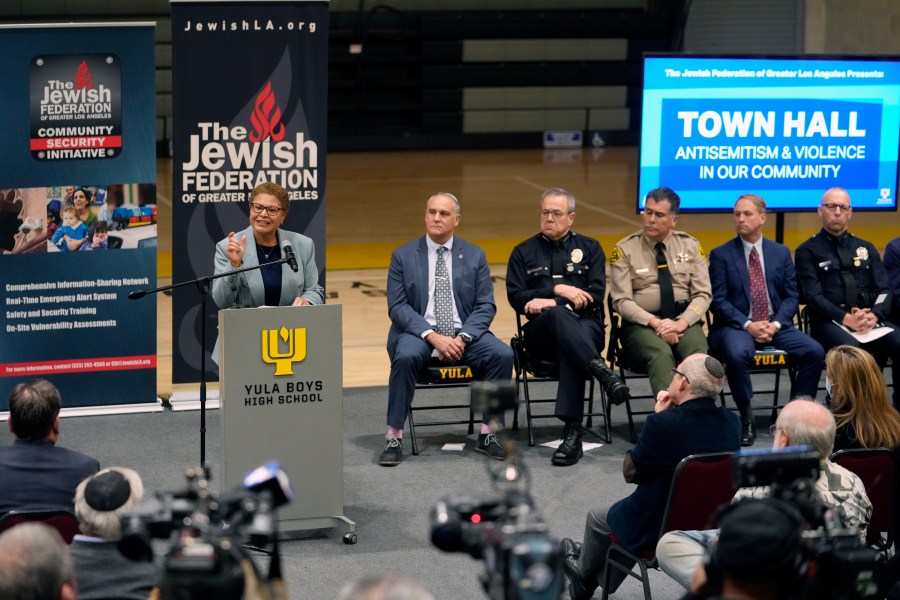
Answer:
[
  {"left": 730, "top": 447, "right": 883, "bottom": 600},
  {"left": 429, "top": 381, "right": 564, "bottom": 600},
  {"left": 118, "top": 462, "right": 293, "bottom": 600}
]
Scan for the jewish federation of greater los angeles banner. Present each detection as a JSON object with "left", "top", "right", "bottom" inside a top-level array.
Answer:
[{"left": 171, "top": 1, "right": 328, "bottom": 383}]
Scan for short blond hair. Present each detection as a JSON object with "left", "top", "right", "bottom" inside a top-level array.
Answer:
[{"left": 735, "top": 193, "right": 766, "bottom": 213}]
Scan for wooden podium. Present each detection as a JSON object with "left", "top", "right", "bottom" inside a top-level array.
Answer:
[{"left": 218, "top": 304, "right": 355, "bottom": 540}]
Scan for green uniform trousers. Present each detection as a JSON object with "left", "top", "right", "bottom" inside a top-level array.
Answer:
[{"left": 620, "top": 322, "right": 708, "bottom": 394}]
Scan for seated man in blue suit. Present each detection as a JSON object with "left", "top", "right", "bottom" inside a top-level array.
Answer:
[
  {"left": 0, "top": 379, "right": 100, "bottom": 514},
  {"left": 884, "top": 235, "right": 900, "bottom": 319},
  {"left": 380, "top": 192, "right": 514, "bottom": 466},
  {"left": 709, "top": 194, "right": 824, "bottom": 446},
  {"left": 559, "top": 354, "right": 741, "bottom": 600}
]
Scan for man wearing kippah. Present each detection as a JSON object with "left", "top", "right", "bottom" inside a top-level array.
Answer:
[
  {"left": 70, "top": 467, "right": 159, "bottom": 599},
  {"left": 560, "top": 354, "right": 741, "bottom": 599},
  {"left": 656, "top": 398, "right": 871, "bottom": 591},
  {"left": 0, "top": 379, "right": 99, "bottom": 515}
]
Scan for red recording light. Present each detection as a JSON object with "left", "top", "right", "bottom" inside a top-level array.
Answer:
[{"left": 470, "top": 514, "right": 482, "bottom": 524}]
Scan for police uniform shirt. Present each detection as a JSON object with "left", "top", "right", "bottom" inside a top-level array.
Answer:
[
  {"left": 609, "top": 230, "right": 711, "bottom": 327},
  {"left": 506, "top": 232, "right": 606, "bottom": 318},
  {"left": 795, "top": 228, "right": 893, "bottom": 325}
]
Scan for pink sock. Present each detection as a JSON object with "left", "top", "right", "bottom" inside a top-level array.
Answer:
[
  {"left": 388, "top": 426, "right": 403, "bottom": 439},
  {"left": 480, "top": 423, "right": 492, "bottom": 435}
]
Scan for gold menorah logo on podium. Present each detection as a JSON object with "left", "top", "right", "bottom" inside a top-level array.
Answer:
[{"left": 261, "top": 327, "right": 307, "bottom": 376}]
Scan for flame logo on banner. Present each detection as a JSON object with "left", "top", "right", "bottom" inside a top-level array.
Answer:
[
  {"left": 249, "top": 81, "right": 285, "bottom": 143},
  {"left": 74, "top": 60, "right": 94, "bottom": 90},
  {"left": 261, "top": 326, "right": 307, "bottom": 376}
]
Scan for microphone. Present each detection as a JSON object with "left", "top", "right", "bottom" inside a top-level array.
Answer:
[
  {"left": 282, "top": 240, "right": 299, "bottom": 272},
  {"left": 242, "top": 461, "right": 294, "bottom": 507},
  {"left": 128, "top": 290, "right": 147, "bottom": 300}
]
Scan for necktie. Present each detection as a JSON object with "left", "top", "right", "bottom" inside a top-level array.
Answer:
[
  {"left": 834, "top": 237, "right": 859, "bottom": 309},
  {"left": 655, "top": 242, "right": 677, "bottom": 319},
  {"left": 748, "top": 247, "right": 769, "bottom": 322},
  {"left": 551, "top": 240, "right": 567, "bottom": 279},
  {"left": 434, "top": 246, "right": 455, "bottom": 337}
]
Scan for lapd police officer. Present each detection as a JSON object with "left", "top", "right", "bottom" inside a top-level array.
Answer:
[
  {"left": 609, "top": 187, "right": 711, "bottom": 394},
  {"left": 507, "top": 187, "right": 629, "bottom": 466},
  {"left": 795, "top": 187, "right": 900, "bottom": 409}
]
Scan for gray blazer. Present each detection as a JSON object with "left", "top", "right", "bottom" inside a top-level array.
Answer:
[{"left": 211, "top": 225, "right": 324, "bottom": 363}]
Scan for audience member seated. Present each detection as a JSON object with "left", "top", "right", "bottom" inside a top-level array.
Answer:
[
  {"left": 825, "top": 345, "right": 900, "bottom": 451},
  {"left": 679, "top": 498, "right": 807, "bottom": 600},
  {"left": 656, "top": 399, "right": 871, "bottom": 590},
  {"left": 334, "top": 574, "right": 434, "bottom": 600},
  {"left": 70, "top": 467, "right": 159, "bottom": 600},
  {"left": 0, "top": 521, "right": 77, "bottom": 600},
  {"left": 826, "top": 344, "right": 900, "bottom": 597},
  {"left": 559, "top": 354, "right": 741, "bottom": 600},
  {"left": 0, "top": 379, "right": 100, "bottom": 515}
]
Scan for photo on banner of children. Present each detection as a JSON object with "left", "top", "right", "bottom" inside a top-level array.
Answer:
[{"left": 0, "top": 184, "right": 156, "bottom": 255}]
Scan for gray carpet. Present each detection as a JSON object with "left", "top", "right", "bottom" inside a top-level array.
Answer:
[{"left": 49, "top": 373, "right": 805, "bottom": 600}]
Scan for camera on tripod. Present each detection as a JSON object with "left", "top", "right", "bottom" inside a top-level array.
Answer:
[
  {"left": 730, "top": 447, "right": 883, "bottom": 600},
  {"left": 429, "top": 381, "right": 564, "bottom": 600},
  {"left": 118, "top": 462, "right": 293, "bottom": 600}
]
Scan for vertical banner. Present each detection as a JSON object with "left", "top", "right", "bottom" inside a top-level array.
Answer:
[
  {"left": 171, "top": 1, "right": 328, "bottom": 383},
  {"left": 0, "top": 25, "right": 157, "bottom": 410}
]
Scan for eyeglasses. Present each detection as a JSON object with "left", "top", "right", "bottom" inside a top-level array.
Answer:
[
  {"left": 821, "top": 203, "right": 851, "bottom": 213},
  {"left": 769, "top": 424, "right": 781, "bottom": 436},
  {"left": 250, "top": 203, "right": 283, "bottom": 216},
  {"left": 540, "top": 210, "right": 570, "bottom": 220},
  {"left": 671, "top": 368, "right": 690, "bottom": 385}
]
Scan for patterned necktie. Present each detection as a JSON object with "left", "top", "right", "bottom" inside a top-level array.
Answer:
[
  {"left": 748, "top": 247, "right": 769, "bottom": 322},
  {"left": 655, "top": 242, "right": 677, "bottom": 319},
  {"left": 434, "top": 246, "right": 455, "bottom": 337}
]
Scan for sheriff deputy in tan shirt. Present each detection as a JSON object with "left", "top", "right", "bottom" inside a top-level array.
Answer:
[{"left": 609, "top": 186, "right": 711, "bottom": 394}]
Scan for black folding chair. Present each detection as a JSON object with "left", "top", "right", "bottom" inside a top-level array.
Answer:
[{"left": 511, "top": 312, "right": 610, "bottom": 446}]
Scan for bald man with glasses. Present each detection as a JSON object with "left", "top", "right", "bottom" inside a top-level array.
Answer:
[{"left": 795, "top": 187, "right": 900, "bottom": 409}]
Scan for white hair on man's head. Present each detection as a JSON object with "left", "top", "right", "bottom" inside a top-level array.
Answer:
[{"left": 74, "top": 466, "right": 144, "bottom": 540}]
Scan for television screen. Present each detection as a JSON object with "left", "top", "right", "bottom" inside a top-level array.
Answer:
[{"left": 638, "top": 55, "right": 900, "bottom": 212}]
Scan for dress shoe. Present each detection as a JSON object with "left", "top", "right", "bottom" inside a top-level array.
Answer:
[
  {"left": 552, "top": 422, "right": 583, "bottom": 466},
  {"left": 378, "top": 437, "right": 402, "bottom": 466},
  {"left": 740, "top": 421, "right": 756, "bottom": 447},
  {"left": 560, "top": 537, "right": 583, "bottom": 559},
  {"left": 475, "top": 433, "right": 506, "bottom": 461},
  {"left": 564, "top": 554, "right": 597, "bottom": 600},
  {"left": 588, "top": 358, "right": 630, "bottom": 406}
]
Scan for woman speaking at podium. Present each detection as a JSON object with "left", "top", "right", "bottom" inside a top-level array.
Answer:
[{"left": 211, "top": 182, "right": 324, "bottom": 361}]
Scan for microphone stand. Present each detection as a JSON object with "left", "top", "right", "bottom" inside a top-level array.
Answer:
[{"left": 128, "top": 257, "right": 292, "bottom": 466}]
